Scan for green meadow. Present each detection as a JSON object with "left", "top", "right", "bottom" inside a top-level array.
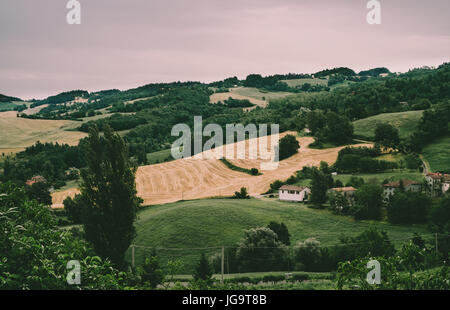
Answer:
[{"left": 126, "top": 198, "right": 428, "bottom": 272}]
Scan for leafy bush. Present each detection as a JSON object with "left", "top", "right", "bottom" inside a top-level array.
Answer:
[
  {"left": 262, "top": 274, "right": 285, "bottom": 283},
  {"left": 278, "top": 134, "right": 300, "bottom": 160},
  {"left": 232, "top": 187, "right": 250, "bottom": 199},
  {"left": 290, "top": 273, "right": 310, "bottom": 282},
  {"left": 236, "top": 227, "right": 288, "bottom": 272},
  {"left": 141, "top": 251, "right": 165, "bottom": 289}
]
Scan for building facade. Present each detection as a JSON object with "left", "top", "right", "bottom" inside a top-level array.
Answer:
[
  {"left": 383, "top": 179, "right": 422, "bottom": 200},
  {"left": 279, "top": 185, "right": 311, "bottom": 202}
]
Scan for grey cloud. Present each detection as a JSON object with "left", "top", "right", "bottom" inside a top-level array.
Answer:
[{"left": 0, "top": 0, "right": 449, "bottom": 99}]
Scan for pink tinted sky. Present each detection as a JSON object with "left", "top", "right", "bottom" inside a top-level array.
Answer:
[{"left": 0, "top": 0, "right": 449, "bottom": 99}]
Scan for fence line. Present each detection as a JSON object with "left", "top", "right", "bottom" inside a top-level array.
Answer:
[
  {"left": 129, "top": 232, "right": 448, "bottom": 274},
  {"left": 130, "top": 233, "right": 443, "bottom": 251}
]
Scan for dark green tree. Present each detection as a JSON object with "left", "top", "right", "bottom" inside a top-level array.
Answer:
[
  {"left": 387, "top": 192, "right": 431, "bottom": 224},
  {"left": 278, "top": 134, "right": 300, "bottom": 160},
  {"left": 374, "top": 123, "right": 400, "bottom": 151},
  {"left": 310, "top": 168, "right": 330, "bottom": 206},
  {"left": 193, "top": 253, "right": 213, "bottom": 282},
  {"left": 141, "top": 250, "right": 165, "bottom": 289},
  {"left": 267, "top": 221, "right": 291, "bottom": 245},
  {"left": 236, "top": 227, "right": 288, "bottom": 272},
  {"left": 306, "top": 111, "right": 326, "bottom": 135},
  {"left": 78, "top": 124, "right": 141, "bottom": 267},
  {"left": 25, "top": 182, "right": 52, "bottom": 205},
  {"left": 428, "top": 196, "right": 450, "bottom": 259},
  {"left": 323, "top": 112, "right": 354, "bottom": 145},
  {"left": 352, "top": 184, "right": 383, "bottom": 220}
]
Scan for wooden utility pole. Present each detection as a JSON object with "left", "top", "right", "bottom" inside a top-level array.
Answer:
[{"left": 221, "top": 246, "right": 225, "bottom": 283}]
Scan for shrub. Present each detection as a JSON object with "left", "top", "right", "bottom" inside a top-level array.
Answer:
[
  {"left": 291, "top": 273, "right": 310, "bottom": 282},
  {"left": 141, "top": 252, "right": 165, "bottom": 289},
  {"left": 262, "top": 274, "right": 284, "bottom": 283},
  {"left": 236, "top": 227, "right": 288, "bottom": 272},
  {"left": 250, "top": 168, "right": 259, "bottom": 176},
  {"left": 232, "top": 187, "right": 250, "bottom": 199},
  {"left": 193, "top": 253, "right": 213, "bottom": 283}
]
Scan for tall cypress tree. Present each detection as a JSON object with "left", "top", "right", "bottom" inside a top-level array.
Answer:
[{"left": 79, "top": 124, "right": 141, "bottom": 267}]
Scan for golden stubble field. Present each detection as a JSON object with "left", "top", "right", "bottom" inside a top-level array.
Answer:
[
  {"left": 51, "top": 131, "right": 370, "bottom": 208},
  {"left": 0, "top": 111, "right": 87, "bottom": 154}
]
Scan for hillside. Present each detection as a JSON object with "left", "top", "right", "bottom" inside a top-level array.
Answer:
[
  {"left": 0, "top": 93, "right": 22, "bottom": 102},
  {"left": 51, "top": 133, "right": 371, "bottom": 207},
  {"left": 0, "top": 111, "right": 87, "bottom": 154},
  {"left": 353, "top": 110, "right": 423, "bottom": 139},
  {"left": 127, "top": 198, "right": 428, "bottom": 272},
  {"left": 421, "top": 135, "right": 450, "bottom": 172}
]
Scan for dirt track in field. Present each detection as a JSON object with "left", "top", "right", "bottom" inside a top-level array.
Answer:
[{"left": 52, "top": 131, "right": 370, "bottom": 207}]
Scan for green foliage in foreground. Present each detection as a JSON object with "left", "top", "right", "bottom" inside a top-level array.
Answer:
[
  {"left": 0, "top": 182, "right": 129, "bottom": 289},
  {"left": 336, "top": 242, "right": 448, "bottom": 290}
]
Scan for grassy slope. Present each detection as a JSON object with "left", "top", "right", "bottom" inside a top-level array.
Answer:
[
  {"left": 146, "top": 148, "right": 174, "bottom": 165},
  {"left": 353, "top": 110, "right": 423, "bottom": 139},
  {"left": 332, "top": 170, "right": 423, "bottom": 184},
  {"left": 127, "top": 198, "right": 428, "bottom": 272},
  {"left": 281, "top": 78, "right": 328, "bottom": 87},
  {"left": 421, "top": 135, "right": 450, "bottom": 172},
  {"left": 230, "top": 87, "right": 293, "bottom": 101},
  {"left": 0, "top": 101, "right": 30, "bottom": 111},
  {"left": 292, "top": 169, "right": 423, "bottom": 188}
]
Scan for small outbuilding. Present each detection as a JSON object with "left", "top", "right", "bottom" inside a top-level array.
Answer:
[{"left": 279, "top": 185, "right": 311, "bottom": 202}]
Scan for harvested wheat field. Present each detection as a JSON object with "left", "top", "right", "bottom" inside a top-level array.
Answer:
[
  {"left": 209, "top": 92, "right": 267, "bottom": 109},
  {"left": 0, "top": 112, "right": 87, "bottom": 154},
  {"left": 51, "top": 188, "right": 81, "bottom": 209},
  {"left": 135, "top": 132, "right": 371, "bottom": 206},
  {"left": 51, "top": 132, "right": 370, "bottom": 208}
]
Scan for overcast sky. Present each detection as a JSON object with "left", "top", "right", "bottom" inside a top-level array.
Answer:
[{"left": 1, "top": 0, "right": 449, "bottom": 99}]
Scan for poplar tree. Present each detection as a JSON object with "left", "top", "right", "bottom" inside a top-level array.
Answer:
[{"left": 79, "top": 124, "right": 141, "bottom": 267}]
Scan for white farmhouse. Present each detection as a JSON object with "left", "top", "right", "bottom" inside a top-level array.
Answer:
[{"left": 279, "top": 185, "right": 311, "bottom": 202}]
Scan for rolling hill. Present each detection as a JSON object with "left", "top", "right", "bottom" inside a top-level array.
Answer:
[
  {"left": 127, "top": 198, "right": 428, "bottom": 272},
  {"left": 353, "top": 110, "right": 423, "bottom": 139},
  {"left": 51, "top": 133, "right": 371, "bottom": 207},
  {"left": 421, "top": 135, "right": 450, "bottom": 172},
  {"left": 0, "top": 111, "right": 87, "bottom": 154}
]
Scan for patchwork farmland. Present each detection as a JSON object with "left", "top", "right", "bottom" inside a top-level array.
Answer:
[{"left": 51, "top": 132, "right": 370, "bottom": 207}]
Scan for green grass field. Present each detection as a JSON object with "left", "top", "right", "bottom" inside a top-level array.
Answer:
[
  {"left": 127, "top": 198, "right": 428, "bottom": 272},
  {"left": 332, "top": 169, "right": 424, "bottom": 185},
  {"left": 292, "top": 169, "right": 423, "bottom": 189},
  {"left": 353, "top": 110, "right": 423, "bottom": 139},
  {"left": 421, "top": 135, "right": 450, "bottom": 172},
  {"left": 230, "top": 87, "right": 293, "bottom": 101},
  {"left": 146, "top": 148, "right": 174, "bottom": 165},
  {"left": 281, "top": 78, "right": 328, "bottom": 87}
]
